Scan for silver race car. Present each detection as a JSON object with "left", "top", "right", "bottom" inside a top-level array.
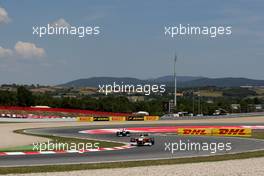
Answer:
[{"left": 116, "top": 128, "right": 131, "bottom": 137}]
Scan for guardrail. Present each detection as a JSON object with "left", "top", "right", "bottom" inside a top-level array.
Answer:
[
  {"left": 0, "top": 113, "right": 160, "bottom": 122},
  {"left": 77, "top": 116, "right": 160, "bottom": 122},
  {"left": 160, "top": 112, "right": 264, "bottom": 120}
]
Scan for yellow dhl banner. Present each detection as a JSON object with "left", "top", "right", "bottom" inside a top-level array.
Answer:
[
  {"left": 177, "top": 128, "right": 252, "bottom": 137},
  {"left": 144, "top": 116, "right": 160, "bottom": 121},
  {"left": 178, "top": 128, "right": 212, "bottom": 135},
  {"left": 212, "top": 128, "right": 252, "bottom": 137},
  {"left": 77, "top": 116, "right": 94, "bottom": 122},
  {"left": 110, "top": 116, "right": 126, "bottom": 121}
]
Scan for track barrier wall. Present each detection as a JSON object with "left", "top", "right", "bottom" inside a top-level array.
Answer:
[
  {"left": 144, "top": 116, "right": 160, "bottom": 121},
  {"left": 178, "top": 128, "right": 212, "bottom": 136},
  {"left": 77, "top": 117, "right": 94, "bottom": 122},
  {"left": 126, "top": 116, "right": 145, "bottom": 121},
  {"left": 93, "top": 116, "right": 110, "bottom": 121},
  {"left": 212, "top": 128, "right": 252, "bottom": 137},
  {"left": 77, "top": 116, "right": 160, "bottom": 122},
  {"left": 110, "top": 116, "right": 126, "bottom": 121}
]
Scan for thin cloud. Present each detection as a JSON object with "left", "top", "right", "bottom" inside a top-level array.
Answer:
[
  {"left": 0, "top": 6, "right": 10, "bottom": 24},
  {"left": 0, "top": 46, "right": 12, "bottom": 58},
  {"left": 84, "top": 12, "right": 105, "bottom": 21},
  {"left": 50, "top": 18, "right": 70, "bottom": 27}
]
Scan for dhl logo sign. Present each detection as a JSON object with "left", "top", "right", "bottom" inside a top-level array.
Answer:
[
  {"left": 77, "top": 117, "right": 93, "bottom": 122},
  {"left": 144, "top": 116, "right": 160, "bottom": 121},
  {"left": 213, "top": 128, "right": 252, "bottom": 136},
  {"left": 178, "top": 128, "right": 212, "bottom": 135},
  {"left": 110, "top": 116, "right": 126, "bottom": 121}
]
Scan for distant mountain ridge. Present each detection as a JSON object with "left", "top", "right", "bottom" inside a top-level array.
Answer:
[
  {"left": 62, "top": 77, "right": 151, "bottom": 87},
  {"left": 180, "top": 77, "right": 264, "bottom": 87},
  {"left": 60, "top": 76, "right": 264, "bottom": 88},
  {"left": 149, "top": 76, "right": 205, "bottom": 83}
]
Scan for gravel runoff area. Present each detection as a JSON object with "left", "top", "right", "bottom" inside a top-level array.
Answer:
[
  {"left": 5, "top": 157, "right": 264, "bottom": 176},
  {"left": 1, "top": 116, "right": 264, "bottom": 148}
]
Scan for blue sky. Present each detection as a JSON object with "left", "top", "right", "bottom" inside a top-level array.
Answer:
[{"left": 0, "top": 0, "right": 263, "bottom": 85}]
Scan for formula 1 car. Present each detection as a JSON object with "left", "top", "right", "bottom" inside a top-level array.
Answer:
[
  {"left": 116, "top": 128, "right": 131, "bottom": 137},
  {"left": 130, "top": 134, "right": 154, "bottom": 146}
]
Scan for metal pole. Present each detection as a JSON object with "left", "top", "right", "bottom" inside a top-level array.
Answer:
[
  {"left": 198, "top": 94, "right": 201, "bottom": 115},
  {"left": 192, "top": 91, "right": 195, "bottom": 114},
  {"left": 174, "top": 54, "right": 177, "bottom": 111},
  {"left": 197, "top": 89, "right": 200, "bottom": 115}
]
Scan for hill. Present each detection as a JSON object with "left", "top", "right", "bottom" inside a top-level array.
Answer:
[
  {"left": 180, "top": 77, "right": 264, "bottom": 87},
  {"left": 60, "top": 76, "right": 264, "bottom": 88}
]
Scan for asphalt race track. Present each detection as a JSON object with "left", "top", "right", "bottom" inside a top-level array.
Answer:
[{"left": 1, "top": 123, "right": 264, "bottom": 167}]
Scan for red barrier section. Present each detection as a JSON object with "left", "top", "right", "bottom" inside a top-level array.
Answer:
[{"left": 0, "top": 106, "right": 130, "bottom": 117}]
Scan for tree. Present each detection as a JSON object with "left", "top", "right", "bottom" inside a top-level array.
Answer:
[{"left": 17, "top": 86, "right": 34, "bottom": 106}]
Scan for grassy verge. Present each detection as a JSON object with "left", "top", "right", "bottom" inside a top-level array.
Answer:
[
  {"left": 0, "top": 129, "right": 123, "bottom": 152},
  {"left": 0, "top": 150, "right": 264, "bottom": 174},
  {"left": 0, "top": 130, "right": 263, "bottom": 174},
  {"left": 251, "top": 131, "right": 264, "bottom": 139},
  {"left": 0, "top": 145, "right": 33, "bottom": 152},
  {"left": 0, "top": 122, "right": 22, "bottom": 123}
]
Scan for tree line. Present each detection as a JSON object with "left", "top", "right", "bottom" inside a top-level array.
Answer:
[{"left": 0, "top": 86, "right": 262, "bottom": 115}]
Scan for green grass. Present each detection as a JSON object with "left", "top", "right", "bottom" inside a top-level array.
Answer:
[
  {"left": 0, "top": 145, "right": 33, "bottom": 152},
  {"left": 251, "top": 131, "right": 264, "bottom": 139},
  {"left": 199, "top": 90, "right": 223, "bottom": 97},
  {"left": 0, "top": 122, "right": 23, "bottom": 123}
]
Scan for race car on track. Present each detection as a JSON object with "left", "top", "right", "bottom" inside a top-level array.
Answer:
[
  {"left": 116, "top": 128, "right": 131, "bottom": 137},
  {"left": 130, "top": 134, "right": 154, "bottom": 146}
]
